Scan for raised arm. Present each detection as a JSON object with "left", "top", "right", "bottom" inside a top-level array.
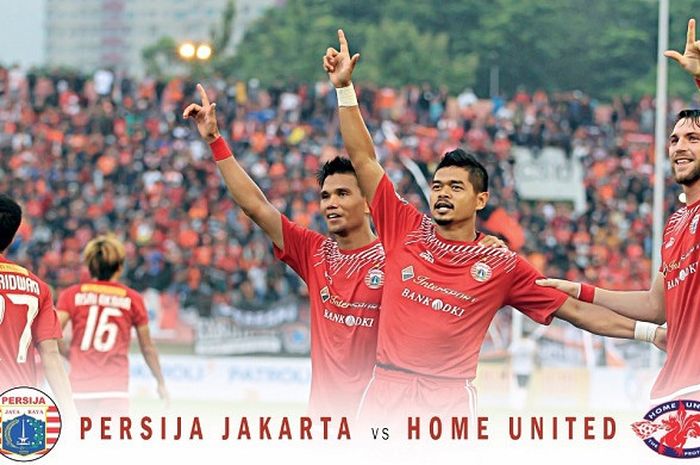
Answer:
[
  {"left": 183, "top": 84, "right": 283, "bottom": 249},
  {"left": 553, "top": 297, "right": 666, "bottom": 351},
  {"left": 536, "top": 272, "right": 666, "bottom": 324},
  {"left": 135, "top": 324, "right": 170, "bottom": 407},
  {"left": 324, "top": 29, "right": 385, "bottom": 203}
]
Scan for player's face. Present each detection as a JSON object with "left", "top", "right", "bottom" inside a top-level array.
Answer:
[
  {"left": 669, "top": 118, "right": 700, "bottom": 186},
  {"left": 319, "top": 173, "right": 370, "bottom": 236},
  {"left": 430, "top": 166, "right": 489, "bottom": 226}
]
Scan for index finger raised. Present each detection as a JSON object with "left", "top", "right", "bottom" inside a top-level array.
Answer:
[
  {"left": 338, "top": 29, "right": 349, "bottom": 53},
  {"left": 687, "top": 18, "right": 696, "bottom": 47},
  {"left": 197, "top": 83, "right": 211, "bottom": 107}
]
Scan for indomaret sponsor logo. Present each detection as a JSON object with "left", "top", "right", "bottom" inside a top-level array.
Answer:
[
  {"left": 401, "top": 288, "right": 467, "bottom": 318},
  {"left": 666, "top": 262, "right": 698, "bottom": 290},
  {"left": 323, "top": 309, "right": 375, "bottom": 328}
]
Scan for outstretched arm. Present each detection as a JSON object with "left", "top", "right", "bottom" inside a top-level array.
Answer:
[
  {"left": 324, "top": 30, "right": 385, "bottom": 204},
  {"left": 536, "top": 272, "right": 666, "bottom": 324},
  {"left": 554, "top": 297, "right": 666, "bottom": 350},
  {"left": 183, "top": 84, "right": 283, "bottom": 249}
]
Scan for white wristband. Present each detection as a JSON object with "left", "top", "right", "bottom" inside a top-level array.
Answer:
[
  {"left": 336, "top": 83, "right": 358, "bottom": 107},
  {"left": 634, "top": 321, "right": 659, "bottom": 343}
]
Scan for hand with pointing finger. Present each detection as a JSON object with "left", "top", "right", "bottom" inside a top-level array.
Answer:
[
  {"left": 183, "top": 83, "right": 220, "bottom": 143},
  {"left": 665, "top": 18, "right": 700, "bottom": 79},
  {"left": 323, "top": 29, "right": 360, "bottom": 89}
]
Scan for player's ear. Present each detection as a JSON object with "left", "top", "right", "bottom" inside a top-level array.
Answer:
[{"left": 475, "top": 191, "right": 489, "bottom": 211}]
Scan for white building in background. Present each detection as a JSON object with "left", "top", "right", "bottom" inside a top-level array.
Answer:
[{"left": 45, "top": 0, "right": 280, "bottom": 75}]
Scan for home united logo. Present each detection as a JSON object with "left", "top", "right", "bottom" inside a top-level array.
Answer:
[
  {"left": 0, "top": 386, "right": 61, "bottom": 461},
  {"left": 631, "top": 399, "right": 700, "bottom": 458},
  {"left": 364, "top": 269, "right": 384, "bottom": 289}
]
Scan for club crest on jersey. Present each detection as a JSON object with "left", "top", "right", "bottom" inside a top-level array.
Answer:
[
  {"left": 364, "top": 269, "right": 384, "bottom": 289},
  {"left": 471, "top": 262, "right": 492, "bottom": 283},
  {"left": 691, "top": 214, "right": 699, "bottom": 235},
  {"left": 0, "top": 387, "right": 61, "bottom": 462},
  {"left": 320, "top": 286, "right": 330, "bottom": 302},
  {"left": 401, "top": 266, "right": 415, "bottom": 281},
  {"left": 631, "top": 400, "right": 700, "bottom": 458}
]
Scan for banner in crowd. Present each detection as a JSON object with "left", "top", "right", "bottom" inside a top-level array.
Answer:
[
  {"left": 194, "top": 299, "right": 311, "bottom": 355},
  {"left": 512, "top": 147, "right": 586, "bottom": 212}
]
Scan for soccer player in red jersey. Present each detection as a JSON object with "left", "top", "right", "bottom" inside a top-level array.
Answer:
[
  {"left": 56, "top": 235, "right": 169, "bottom": 416},
  {"left": 0, "top": 194, "right": 75, "bottom": 415},
  {"left": 184, "top": 84, "right": 507, "bottom": 416},
  {"left": 537, "top": 19, "right": 700, "bottom": 404},
  {"left": 323, "top": 30, "right": 666, "bottom": 423}
]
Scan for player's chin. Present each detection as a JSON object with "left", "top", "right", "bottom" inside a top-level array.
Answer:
[
  {"left": 327, "top": 223, "right": 347, "bottom": 235},
  {"left": 433, "top": 216, "right": 453, "bottom": 226}
]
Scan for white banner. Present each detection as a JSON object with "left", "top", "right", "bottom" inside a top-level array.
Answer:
[{"left": 512, "top": 147, "right": 586, "bottom": 213}]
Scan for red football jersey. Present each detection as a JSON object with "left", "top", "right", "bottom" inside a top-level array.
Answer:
[
  {"left": 652, "top": 199, "right": 700, "bottom": 401},
  {"left": 0, "top": 255, "right": 61, "bottom": 392},
  {"left": 56, "top": 280, "right": 148, "bottom": 395},
  {"left": 274, "top": 215, "right": 383, "bottom": 416},
  {"left": 370, "top": 174, "right": 566, "bottom": 380}
]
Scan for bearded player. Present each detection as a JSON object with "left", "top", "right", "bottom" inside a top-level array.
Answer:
[
  {"left": 0, "top": 194, "right": 76, "bottom": 417},
  {"left": 184, "top": 84, "right": 507, "bottom": 416},
  {"left": 323, "top": 29, "right": 666, "bottom": 423},
  {"left": 56, "top": 235, "right": 169, "bottom": 415},
  {"left": 537, "top": 18, "right": 700, "bottom": 404}
]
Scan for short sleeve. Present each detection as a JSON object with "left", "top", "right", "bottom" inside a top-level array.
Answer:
[
  {"left": 369, "top": 174, "right": 424, "bottom": 252},
  {"left": 56, "top": 287, "right": 74, "bottom": 314},
  {"left": 273, "top": 215, "right": 325, "bottom": 281},
  {"left": 33, "top": 281, "right": 62, "bottom": 343},
  {"left": 505, "top": 256, "right": 568, "bottom": 325},
  {"left": 131, "top": 291, "right": 149, "bottom": 328}
]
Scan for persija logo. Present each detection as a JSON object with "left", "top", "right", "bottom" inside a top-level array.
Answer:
[{"left": 632, "top": 400, "right": 700, "bottom": 458}]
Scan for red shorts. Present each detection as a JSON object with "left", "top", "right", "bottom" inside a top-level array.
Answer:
[
  {"left": 75, "top": 396, "right": 129, "bottom": 417},
  {"left": 357, "top": 365, "right": 477, "bottom": 428}
]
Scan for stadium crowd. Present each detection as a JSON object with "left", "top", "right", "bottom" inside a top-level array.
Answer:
[{"left": 0, "top": 65, "right": 695, "bottom": 317}]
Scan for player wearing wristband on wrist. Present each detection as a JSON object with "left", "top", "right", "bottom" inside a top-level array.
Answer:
[
  {"left": 323, "top": 29, "right": 666, "bottom": 426},
  {"left": 538, "top": 19, "right": 700, "bottom": 405},
  {"left": 182, "top": 84, "right": 506, "bottom": 417}
]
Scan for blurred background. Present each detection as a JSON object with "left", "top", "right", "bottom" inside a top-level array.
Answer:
[{"left": 2, "top": 0, "right": 698, "bottom": 415}]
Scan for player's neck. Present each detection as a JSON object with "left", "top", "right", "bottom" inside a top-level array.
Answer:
[
  {"left": 435, "top": 219, "right": 477, "bottom": 243},
  {"left": 684, "top": 181, "right": 700, "bottom": 206},
  {"left": 334, "top": 225, "right": 376, "bottom": 251}
]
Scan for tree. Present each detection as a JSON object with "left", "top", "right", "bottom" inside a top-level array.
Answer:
[
  {"left": 360, "top": 20, "right": 477, "bottom": 91},
  {"left": 141, "top": 37, "right": 178, "bottom": 77}
]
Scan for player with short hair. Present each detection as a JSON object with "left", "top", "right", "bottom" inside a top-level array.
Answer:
[
  {"left": 56, "top": 234, "right": 169, "bottom": 416},
  {"left": 323, "top": 30, "right": 666, "bottom": 422},
  {"left": 184, "top": 84, "right": 507, "bottom": 416},
  {"left": 0, "top": 194, "right": 75, "bottom": 416},
  {"left": 537, "top": 18, "right": 700, "bottom": 404}
]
